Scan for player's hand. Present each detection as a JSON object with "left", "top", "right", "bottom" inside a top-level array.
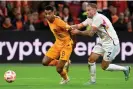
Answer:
[
  {"left": 71, "top": 25, "right": 76, "bottom": 29},
  {"left": 71, "top": 29, "right": 80, "bottom": 35},
  {"left": 71, "top": 24, "right": 79, "bottom": 29}
]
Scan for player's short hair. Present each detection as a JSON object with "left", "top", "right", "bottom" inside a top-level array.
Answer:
[
  {"left": 44, "top": 5, "right": 54, "bottom": 12},
  {"left": 88, "top": 3, "right": 97, "bottom": 9}
]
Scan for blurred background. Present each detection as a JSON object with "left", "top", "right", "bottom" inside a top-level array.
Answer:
[
  {"left": 0, "top": 1, "right": 133, "bottom": 63},
  {"left": 0, "top": 1, "right": 133, "bottom": 32}
]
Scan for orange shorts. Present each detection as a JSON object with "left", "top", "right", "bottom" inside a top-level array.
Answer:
[{"left": 45, "top": 40, "right": 73, "bottom": 61}]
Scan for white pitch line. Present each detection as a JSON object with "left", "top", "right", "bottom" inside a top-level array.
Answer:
[{"left": 16, "top": 77, "right": 126, "bottom": 80}]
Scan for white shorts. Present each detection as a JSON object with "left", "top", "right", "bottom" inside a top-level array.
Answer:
[{"left": 92, "top": 43, "right": 120, "bottom": 61}]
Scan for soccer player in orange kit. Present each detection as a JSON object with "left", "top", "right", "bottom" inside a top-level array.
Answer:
[{"left": 42, "top": 5, "right": 74, "bottom": 84}]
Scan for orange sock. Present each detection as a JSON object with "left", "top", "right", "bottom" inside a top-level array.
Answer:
[
  {"left": 48, "top": 59, "right": 58, "bottom": 66},
  {"left": 60, "top": 69, "right": 68, "bottom": 80}
]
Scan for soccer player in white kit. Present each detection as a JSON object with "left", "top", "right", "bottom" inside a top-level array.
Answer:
[{"left": 71, "top": 3, "right": 130, "bottom": 84}]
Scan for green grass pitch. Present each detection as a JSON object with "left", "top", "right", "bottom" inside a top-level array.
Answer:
[{"left": 0, "top": 64, "right": 132, "bottom": 89}]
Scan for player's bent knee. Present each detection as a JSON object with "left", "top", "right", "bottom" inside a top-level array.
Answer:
[
  {"left": 101, "top": 60, "right": 110, "bottom": 70},
  {"left": 101, "top": 64, "right": 108, "bottom": 70},
  {"left": 42, "top": 60, "right": 49, "bottom": 66},
  {"left": 42, "top": 59, "right": 49, "bottom": 66},
  {"left": 88, "top": 58, "right": 95, "bottom": 63},
  {"left": 42, "top": 62, "right": 49, "bottom": 66},
  {"left": 42, "top": 56, "right": 52, "bottom": 66}
]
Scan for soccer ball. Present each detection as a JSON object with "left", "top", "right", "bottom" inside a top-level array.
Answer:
[{"left": 4, "top": 70, "right": 16, "bottom": 83}]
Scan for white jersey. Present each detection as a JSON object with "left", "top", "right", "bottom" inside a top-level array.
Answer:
[{"left": 82, "top": 12, "right": 119, "bottom": 45}]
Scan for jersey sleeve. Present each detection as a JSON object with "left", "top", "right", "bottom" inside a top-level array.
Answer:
[
  {"left": 92, "top": 16, "right": 103, "bottom": 28},
  {"left": 54, "top": 18, "right": 71, "bottom": 31},
  {"left": 82, "top": 18, "right": 92, "bottom": 26}
]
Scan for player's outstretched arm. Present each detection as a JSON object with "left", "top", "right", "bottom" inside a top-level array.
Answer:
[
  {"left": 71, "top": 26, "right": 97, "bottom": 37},
  {"left": 71, "top": 18, "right": 92, "bottom": 30},
  {"left": 71, "top": 23, "right": 85, "bottom": 30}
]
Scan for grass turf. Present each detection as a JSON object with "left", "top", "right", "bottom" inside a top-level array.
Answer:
[{"left": 0, "top": 64, "right": 132, "bottom": 89}]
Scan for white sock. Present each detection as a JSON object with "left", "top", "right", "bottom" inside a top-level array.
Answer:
[
  {"left": 106, "top": 64, "right": 127, "bottom": 71},
  {"left": 88, "top": 62, "right": 96, "bottom": 82}
]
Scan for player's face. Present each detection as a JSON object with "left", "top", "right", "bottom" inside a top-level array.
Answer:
[
  {"left": 86, "top": 6, "right": 95, "bottom": 18},
  {"left": 44, "top": 10, "right": 54, "bottom": 21}
]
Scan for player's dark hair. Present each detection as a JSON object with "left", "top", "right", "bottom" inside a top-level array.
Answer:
[
  {"left": 88, "top": 3, "right": 97, "bottom": 9},
  {"left": 44, "top": 5, "right": 54, "bottom": 12}
]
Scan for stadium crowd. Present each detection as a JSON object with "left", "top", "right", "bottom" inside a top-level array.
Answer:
[{"left": 0, "top": 1, "right": 133, "bottom": 32}]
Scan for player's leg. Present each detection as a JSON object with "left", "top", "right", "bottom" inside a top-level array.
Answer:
[
  {"left": 42, "top": 44, "right": 60, "bottom": 66},
  {"left": 42, "top": 56, "right": 58, "bottom": 66},
  {"left": 87, "top": 52, "right": 101, "bottom": 84},
  {"left": 86, "top": 44, "right": 104, "bottom": 84},
  {"left": 101, "top": 44, "right": 131, "bottom": 81},
  {"left": 59, "top": 60, "right": 71, "bottom": 84},
  {"left": 64, "top": 60, "right": 71, "bottom": 73},
  {"left": 56, "top": 60, "right": 69, "bottom": 84},
  {"left": 48, "top": 59, "right": 70, "bottom": 67},
  {"left": 48, "top": 59, "right": 58, "bottom": 66},
  {"left": 62, "top": 40, "right": 73, "bottom": 73},
  {"left": 57, "top": 42, "right": 73, "bottom": 84},
  {"left": 42, "top": 55, "right": 53, "bottom": 66},
  {"left": 101, "top": 59, "right": 131, "bottom": 81}
]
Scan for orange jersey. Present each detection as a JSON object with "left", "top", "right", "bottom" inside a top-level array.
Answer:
[
  {"left": 46, "top": 17, "right": 74, "bottom": 60},
  {"left": 47, "top": 17, "right": 71, "bottom": 41}
]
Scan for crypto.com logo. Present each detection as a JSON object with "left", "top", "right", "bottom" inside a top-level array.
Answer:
[{"left": 0, "top": 38, "right": 132, "bottom": 61}]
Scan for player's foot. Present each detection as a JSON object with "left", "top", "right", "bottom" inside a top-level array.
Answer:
[
  {"left": 84, "top": 81, "right": 96, "bottom": 85},
  {"left": 60, "top": 77, "right": 70, "bottom": 85},
  {"left": 123, "top": 66, "right": 131, "bottom": 81}
]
